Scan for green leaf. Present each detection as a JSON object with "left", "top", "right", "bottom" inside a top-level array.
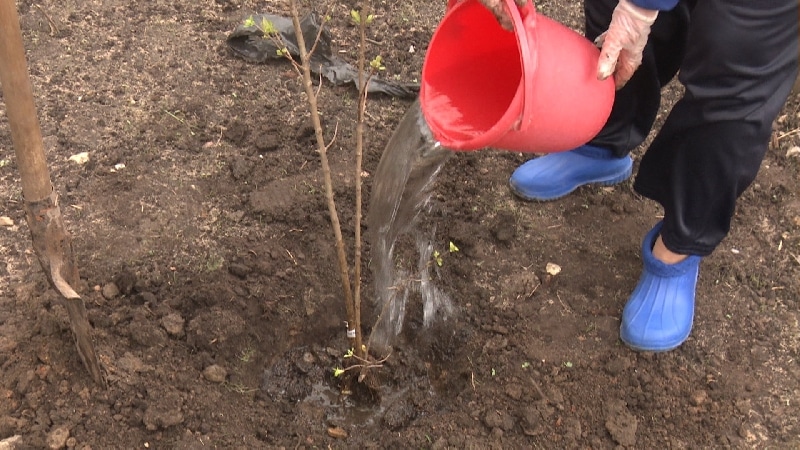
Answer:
[
  {"left": 260, "top": 17, "right": 277, "bottom": 35},
  {"left": 433, "top": 250, "right": 443, "bottom": 267},
  {"left": 350, "top": 9, "right": 361, "bottom": 24},
  {"left": 369, "top": 55, "right": 386, "bottom": 72},
  {"left": 243, "top": 15, "right": 256, "bottom": 28},
  {"left": 333, "top": 368, "right": 345, "bottom": 377},
  {"left": 449, "top": 241, "right": 459, "bottom": 253}
]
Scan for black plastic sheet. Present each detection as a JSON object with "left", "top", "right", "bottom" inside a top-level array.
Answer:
[{"left": 227, "top": 13, "right": 419, "bottom": 98}]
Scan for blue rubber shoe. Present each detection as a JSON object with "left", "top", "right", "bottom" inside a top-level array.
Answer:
[
  {"left": 620, "top": 222, "right": 701, "bottom": 352},
  {"left": 509, "top": 145, "right": 633, "bottom": 201}
]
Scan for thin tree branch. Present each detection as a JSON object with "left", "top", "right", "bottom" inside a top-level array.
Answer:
[{"left": 288, "top": 0, "right": 357, "bottom": 349}]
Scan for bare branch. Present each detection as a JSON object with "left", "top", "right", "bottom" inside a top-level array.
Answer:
[
  {"left": 306, "top": 6, "right": 333, "bottom": 60},
  {"left": 324, "top": 122, "right": 339, "bottom": 152},
  {"left": 288, "top": 0, "right": 357, "bottom": 350}
]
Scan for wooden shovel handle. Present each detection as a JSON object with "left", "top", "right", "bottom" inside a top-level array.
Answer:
[
  {"left": 0, "top": 0, "right": 53, "bottom": 202},
  {"left": 0, "top": 0, "right": 105, "bottom": 387}
]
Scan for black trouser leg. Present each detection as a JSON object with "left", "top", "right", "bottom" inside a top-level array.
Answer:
[
  {"left": 584, "top": 0, "right": 693, "bottom": 157},
  {"left": 633, "top": 0, "right": 799, "bottom": 255}
]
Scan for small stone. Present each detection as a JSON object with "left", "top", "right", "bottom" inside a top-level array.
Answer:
[
  {"left": 0, "top": 435, "right": 22, "bottom": 450},
  {"left": 47, "top": 426, "right": 70, "bottom": 449},
  {"left": 0, "top": 217, "right": 13, "bottom": 227},
  {"left": 101, "top": 283, "right": 120, "bottom": 300},
  {"left": 65, "top": 437, "right": 77, "bottom": 449},
  {"left": 689, "top": 390, "right": 708, "bottom": 407},
  {"left": 202, "top": 364, "right": 227, "bottom": 383},
  {"left": 68, "top": 152, "right": 89, "bottom": 165},
  {"left": 786, "top": 146, "right": 800, "bottom": 158},
  {"left": 545, "top": 263, "right": 562, "bottom": 276},
  {"left": 326, "top": 426, "right": 348, "bottom": 439},
  {"left": 161, "top": 313, "right": 185, "bottom": 337}
]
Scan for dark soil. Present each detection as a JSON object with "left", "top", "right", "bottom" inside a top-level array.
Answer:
[{"left": 2, "top": 0, "right": 799, "bottom": 448}]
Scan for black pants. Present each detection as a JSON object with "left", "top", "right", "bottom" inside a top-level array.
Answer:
[{"left": 585, "top": 0, "right": 799, "bottom": 256}]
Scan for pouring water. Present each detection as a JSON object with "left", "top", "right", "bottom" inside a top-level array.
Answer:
[{"left": 367, "top": 99, "right": 454, "bottom": 353}]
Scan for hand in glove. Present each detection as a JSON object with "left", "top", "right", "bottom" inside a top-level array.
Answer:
[
  {"left": 595, "top": 0, "right": 658, "bottom": 89},
  {"left": 476, "top": 0, "right": 527, "bottom": 31}
]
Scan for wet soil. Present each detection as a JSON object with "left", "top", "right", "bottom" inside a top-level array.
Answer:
[{"left": 1, "top": 0, "right": 799, "bottom": 448}]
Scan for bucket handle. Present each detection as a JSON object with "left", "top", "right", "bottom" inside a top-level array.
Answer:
[
  {"left": 445, "top": 0, "right": 537, "bottom": 21},
  {"left": 503, "top": 0, "right": 539, "bottom": 129},
  {"left": 440, "top": 0, "right": 540, "bottom": 129}
]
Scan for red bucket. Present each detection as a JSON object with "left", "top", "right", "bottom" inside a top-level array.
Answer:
[{"left": 420, "top": 0, "right": 615, "bottom": 152}]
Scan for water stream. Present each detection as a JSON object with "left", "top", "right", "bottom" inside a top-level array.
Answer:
[
  {"left": 366, "top": 99, "right": 454, "bottom": 353},
  {"left": 295, "top": 101, "right": 451, "bottom": 427}
]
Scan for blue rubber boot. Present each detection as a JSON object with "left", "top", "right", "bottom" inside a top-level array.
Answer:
[
  {"left": 620, "top": 222, "right": 701, "bottom": 352},
  {"left": 509, "top": 145, "right": 633, "bottom": 201}
]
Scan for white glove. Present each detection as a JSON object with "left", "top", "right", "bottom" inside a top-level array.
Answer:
[
  {"left": 476, "top": 0, "right": 527, "bottom": 31},
  {"left": 595, "top": 0, "right": 658, "bottom": 89}
]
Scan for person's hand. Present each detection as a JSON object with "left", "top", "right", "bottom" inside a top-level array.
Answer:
[
  {"left": 476, "top": 0, "right": 527, "bottom": 31},
  {"left": 595, "top": 0, "right": 658, "bottom": 89}
]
